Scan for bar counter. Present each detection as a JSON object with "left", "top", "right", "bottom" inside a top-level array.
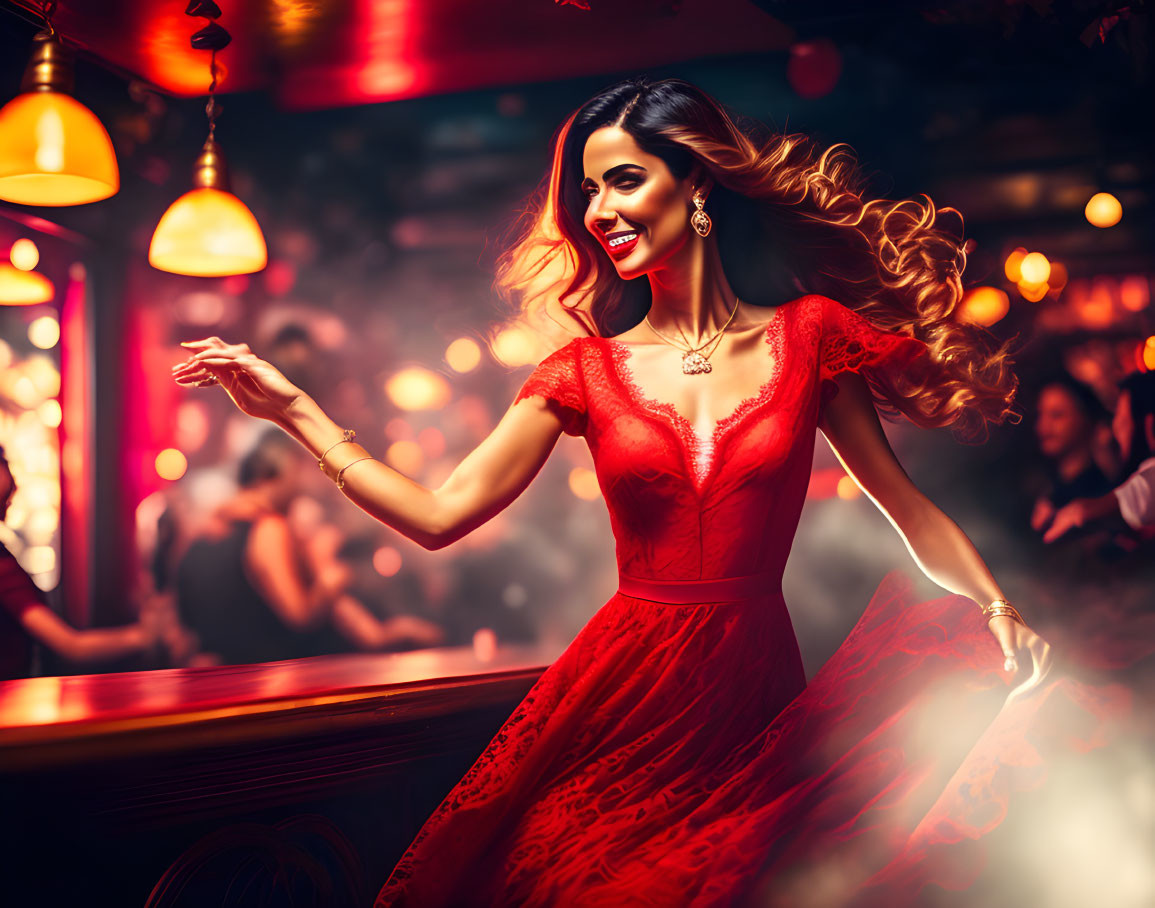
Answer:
[{"left": 0, "top": 645, "right": 561, "bottom": 906}]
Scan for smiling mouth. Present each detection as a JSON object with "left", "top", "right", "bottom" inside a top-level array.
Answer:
[{"left": 605, "top": 231, "right": 640, "bottom": 258}]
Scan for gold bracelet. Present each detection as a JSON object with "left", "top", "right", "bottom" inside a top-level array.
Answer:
[
  {"left": 319, "top": 429, "right": 356, "bottom": 471},
  {"left": 984, "top": 603, "right": 1025, "bottom": 625},
  {"left": 336, "top": 455, "right": 374, "bottom": 491}
]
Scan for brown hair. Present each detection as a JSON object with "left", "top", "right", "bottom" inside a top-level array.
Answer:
[{"left": 494, "top": 77, "right": 1019, "bottom": 442}]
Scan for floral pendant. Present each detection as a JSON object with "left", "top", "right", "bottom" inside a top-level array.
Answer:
[{"left": 682, "top": 351, "right": 712, "bottom": 375}]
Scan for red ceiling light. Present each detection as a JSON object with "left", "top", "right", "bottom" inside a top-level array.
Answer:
[{"left": 149, "top": 2, "right": 266, "bottom": 277}]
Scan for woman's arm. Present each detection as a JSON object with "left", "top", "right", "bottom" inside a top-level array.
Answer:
[
  {"left": 1041, "top": 491, "right": 1123, "bottom": 543},
  {"left": 818, "top": 371, "right": 1051, "bottom": 676},
  {"left": 245, "top": 513, "right": 347, "bottom": 631},
  {"left": 173, "top": 338, "right": 567, "bottom": 550},
  {"left": 331, "top": 594, "right": 446, "bottom": 651},
  {"left": 22, "top": 605, "right": 155, "bottom": 664}
]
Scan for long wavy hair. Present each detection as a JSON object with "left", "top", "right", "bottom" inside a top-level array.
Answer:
[{"left": 495, "top": 77, "right": 1019, "bottom": 442}]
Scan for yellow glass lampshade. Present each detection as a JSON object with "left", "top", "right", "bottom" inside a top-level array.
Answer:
[
  {"left": 149, "top": 187, "right": 268, "bottom": 277},
  {"left": 0, "top": 32, "right": 119, "bottom": 206},
  {"left": 0, "top": 262, "right": 54, "bottom": 305}
]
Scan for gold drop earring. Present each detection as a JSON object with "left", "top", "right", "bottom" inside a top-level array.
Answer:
[{"left": 691, "top": 190, "right": 712, "bottom": 238}]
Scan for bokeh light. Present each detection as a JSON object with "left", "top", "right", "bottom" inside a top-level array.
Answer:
[
  {"left": 36, "top": 399, "right": 61, "bottom": 428},
  {"left": 385, "top": 439, "right": 424, "bottom": 475},
  {"left": 1085, "top": 192, "right": 1122, "bottom": 228},
  {"left": 1004, "top": 247, "right": 1028, "bottom": 283},
  {"left": 960, "top": 286, "right": 1010, "bottom": 326},
  {"left": 155, "top": 448, "right": 188, "bottom": 481},
  {"left": 446, "top": 337, "right": 482, "bottom": 373},
  {"left": 385, "top": 367, "right": 452, "bottom": 411},
  {"left": 491, "top": 326, "right": 540, "bottom": 368},
  {"left": 1019, "top": 281, "right": 1050, "bottom": 303},
  {"left": 27, "top": 315, "right": 60, "bottom": 349},
  {"left": 9, "top": 238, "right": 39, "bottom": 271},
  {"left": 836, "top": 476, "right": 861, "bottom": 499},
  {"left": 373, "top": 546, "right": 402, "bottom": 577},
  {"left": 1019, "top": 252, "right": 1051, "bottom": 285},
  {"left": 1143, "top": 337, "right": 1155, "bottom": 372},
  {"left": 568, "top": 467, "right": 601, "bottom": 501}
]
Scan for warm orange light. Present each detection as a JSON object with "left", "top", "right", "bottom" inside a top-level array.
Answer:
[
  {"left": 1048, "top": 261, "right": 1068, "bottom": 293},
  {"left": 1019, "top": 252, "right": 1051, "bottom": 285},
  {"left": 37, "top": 399, "right": 61, "bottom": 428},
  {"left": 491, "top": 326, "right": 541, "bottom": 368},
  {"left": 149, "top": 187, "right": 268, "bottom": 277},
  {"left": 0, "top": 263, "right": 54, "bottom": 305},
  {"left": 1120, "top": 276, "right": 1149, "bottom": 312},
  {"left": 385, "top": 367, "right": 452, "bottom": 411},
  {"left": 1003, "top": 247, "right": 1028, "bottom": 283},
  {"left": 385, "top": 439, "right": 424, "bottom": 475},
  {"left": 27, "top": 314, "right": 59, "bottom": 349},
  {"left": 1085, "top": 192, "right": 1122, "bottom": 228},
  {"left": 0, "top": 93, "right": 119, "bottom": 206},
  {"left": 836, "top": 476, "right": 861, "bottom": 499},
  {"left": 960, "top": 286, "right": 1010, "bottom": 326},
  {"left": 1018, "top": 281, "right": 1050, "bottom": 303},
  {"left": 372, "top": 546, "right": 402, "bottom": 577},
  {"left": 155, "top": 448, "right": 188, "bottom": 481},
  {"left": 445, "top": 337, "right": 482, "bottom": 373},
  {"left": 568, "top": 467, "right": 601, "bottom": 501},
  {"left": 9, "top": 238, "right": 39, "bottom": 271}
]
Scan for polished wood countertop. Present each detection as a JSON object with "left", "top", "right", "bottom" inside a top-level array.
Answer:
[{"left": 0, "top": 644, "right": 561, "bottom": 770}]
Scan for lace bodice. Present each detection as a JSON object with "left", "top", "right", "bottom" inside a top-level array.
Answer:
[{"left": 514, "top": 294, "right": 930, "bottom": 585}]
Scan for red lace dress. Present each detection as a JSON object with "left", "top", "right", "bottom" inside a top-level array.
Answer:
[{"left": 376, "top": 294, "right": 1130, "bottom": 907}]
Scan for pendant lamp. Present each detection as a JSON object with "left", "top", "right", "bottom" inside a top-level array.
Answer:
[
  {"left": 148, "top": 5, "right": 266, "bottom": 277},
  {"left": 0, "top": 3, "right": 119, "bottom": 207}
]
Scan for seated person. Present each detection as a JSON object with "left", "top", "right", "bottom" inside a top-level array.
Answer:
[
  {"left": 295, "top": 531, "right": 446, "bottom": 656},
  {"left": 0, "top": 445, "right": 159, "bottom": 680},
  {"left": 1030, "top": 374, "right": 1116, "bottom": 534},
  {"left": 175, "top": 430, "right": 349, "bottom": 666},
  {"left": 1044, "top": 371, "right": 1155, "bottom": 541}
]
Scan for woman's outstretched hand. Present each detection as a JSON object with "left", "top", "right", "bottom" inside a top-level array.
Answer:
[
  {"left": 172, "top": 337, "right": 303, "bottom": 424},
  {"left": 988, "top": 615, "right": 1054, "bottom": 701}
]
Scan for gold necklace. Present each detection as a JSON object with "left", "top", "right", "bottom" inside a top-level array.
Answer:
[{"left": 644, "top": 297, "right": 741, "bottom": 375}]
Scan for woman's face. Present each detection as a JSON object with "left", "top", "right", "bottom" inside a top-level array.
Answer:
[
  {"left": 1035, "top": 386, "right": 1091, "bottom": 459},
  {"left": 581, "top": 126, "right": 698, "bottom": 280},
  {"left": 1113, "top": 390, "right": 1133, "bottom": 463}
]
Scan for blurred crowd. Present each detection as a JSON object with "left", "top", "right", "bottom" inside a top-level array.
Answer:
[{"left": 3, "top": 331, "right": 1154, "bottom": 679}]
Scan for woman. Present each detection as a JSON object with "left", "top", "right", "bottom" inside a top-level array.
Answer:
[
  {"left": 174, "top": 79, "right": 1096, "bottom": 905},
  {"left": 1044, "top": 370, "right": 1155, "bottom": 542},
  {"left": 1029, "top": 374, "right": 1116, "bottom": 534},
  {"left": 0, "top": 445, "right": 161, "bottom": 678}
]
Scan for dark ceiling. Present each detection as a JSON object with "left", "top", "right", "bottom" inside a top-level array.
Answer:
[{"left": 3, "top": 0, "right": 794, "bottom": 109}]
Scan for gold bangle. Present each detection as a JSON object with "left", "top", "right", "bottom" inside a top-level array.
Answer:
[
  {"left": 336, "top": 455, "right": 374, "bottom": 491},
  {"left": 319, "top": 429, "right": 356, "bottom": 471},
  {"left": 985, "top": 605, "right": 1025, "bottom": 626}
]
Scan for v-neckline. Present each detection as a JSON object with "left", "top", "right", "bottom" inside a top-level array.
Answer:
[{"left": 599, "top": 299, "right": 794, "bottom": 490}]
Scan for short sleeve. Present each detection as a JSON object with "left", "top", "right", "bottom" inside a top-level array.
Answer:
[
  {"left": 1113, "top": 459, "right": 1155, "bottom": 530},
  {"left": 818, "top": 297, "right": 931, "bottom": 409},
  {"left": 514, "top": 338, "right": 587, "bottom": 437}
]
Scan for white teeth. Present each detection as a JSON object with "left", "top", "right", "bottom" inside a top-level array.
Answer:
[{"left": 608, "top": 233, "right": 638, "bottom": 247}]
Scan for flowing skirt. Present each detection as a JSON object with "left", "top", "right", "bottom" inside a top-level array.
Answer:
[{"left": 376, "top": 570, "right": 1141, "bottom": 907}]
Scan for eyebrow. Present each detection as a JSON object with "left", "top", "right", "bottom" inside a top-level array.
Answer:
[{"left": 581, "top": 163, "right": 647, "bottom": 185}]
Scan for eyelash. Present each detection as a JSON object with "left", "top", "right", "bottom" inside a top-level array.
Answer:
[{"left": 583, "top": 177, "right": 641, "bottom": 199}]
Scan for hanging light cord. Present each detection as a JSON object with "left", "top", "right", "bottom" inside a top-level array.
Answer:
[
  {"left": 41, "top": 0, "right": 56, "bottom": 36},
  {"left": 205, "top": 49, "right": 220, "bottom": 142}
]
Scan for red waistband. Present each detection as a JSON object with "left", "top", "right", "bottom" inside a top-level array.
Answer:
[{"left": 617, "top": 570, "right": 780, "bottom": 604}]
